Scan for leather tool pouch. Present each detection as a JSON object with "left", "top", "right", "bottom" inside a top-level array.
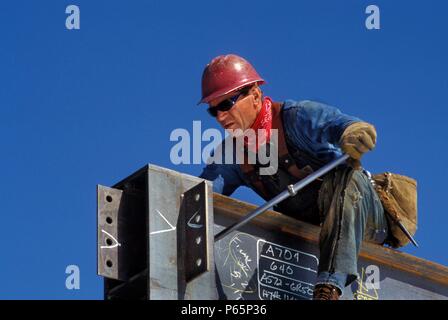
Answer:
[{"left": 372, "top": 172, "right": 417, "bottom": 248}]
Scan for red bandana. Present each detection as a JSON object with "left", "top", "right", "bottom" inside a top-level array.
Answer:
[{"left": 245, "top": 97, "right": 273, "bottom": 152}]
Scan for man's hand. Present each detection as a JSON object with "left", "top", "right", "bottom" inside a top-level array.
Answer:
[{"left": 340, "top": 122, "right": 377, "bottom": 168}]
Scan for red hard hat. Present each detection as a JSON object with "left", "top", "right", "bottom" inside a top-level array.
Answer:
[{"left": 198, "top": 54, "right": 265, "bottom": 105}]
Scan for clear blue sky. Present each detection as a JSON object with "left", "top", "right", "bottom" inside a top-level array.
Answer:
[{"left": 0, "top": 0, "right": 446, "bottom": 299}]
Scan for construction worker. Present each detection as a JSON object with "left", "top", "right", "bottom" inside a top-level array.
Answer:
[{"left": 198, "top": 54, "right": 389, "bottom": 300}]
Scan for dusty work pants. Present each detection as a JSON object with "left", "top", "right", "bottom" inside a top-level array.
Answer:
[{"left": 315, "top": 166, "right": 389, "bottom": 294}]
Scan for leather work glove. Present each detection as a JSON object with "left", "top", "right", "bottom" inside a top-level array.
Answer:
[{"left": 340, "top": 122, "right": 377, "bottom": 169}]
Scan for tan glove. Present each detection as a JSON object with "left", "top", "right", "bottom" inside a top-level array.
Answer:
[{"left": 340, "top": 122, "right": 377, "bottom": 168}]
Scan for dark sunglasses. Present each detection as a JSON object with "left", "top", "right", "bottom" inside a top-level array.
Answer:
[{"left": 207, "top": 87, "right": 251, "bottom": 117}]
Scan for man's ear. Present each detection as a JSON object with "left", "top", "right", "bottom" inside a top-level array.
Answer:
[{"left": 251, "top": 85, "right": 262, "bottom": 106}]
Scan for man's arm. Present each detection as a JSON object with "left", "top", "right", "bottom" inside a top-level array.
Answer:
[
  {"left": 293, "top": 100, "right": 362, "bottom": 145},
  {"left": 283, "top": 100, "right": 376, "bottom": 164}
]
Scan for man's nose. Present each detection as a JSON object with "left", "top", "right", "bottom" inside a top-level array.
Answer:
[{"left": 216, "top": 110, "right": 227, "bottom": 122}]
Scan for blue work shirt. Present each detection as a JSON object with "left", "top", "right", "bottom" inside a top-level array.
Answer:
[{"left": 199, "top": 99, "right": 362, "bottom": 196}]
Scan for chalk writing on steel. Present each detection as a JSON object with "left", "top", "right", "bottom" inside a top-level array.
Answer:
[
  {"left": 187, "top": 209, "right": 203, "bottom": 229},
  {"left": 257, "top": 239, "right": 318, "bottom": 300},
  {"left": 100, "top": 229, "right": 121, "bottom": 249},
  {"left": 150, "top": 209, "right": 176, "bottom": 235},
  {"left": 219, "top": 232, "right": 258, "bottom": 300}
]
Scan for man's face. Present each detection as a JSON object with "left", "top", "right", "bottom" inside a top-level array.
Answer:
[{"left": 209, "top": 87, "right": 260, "bottom": 136}]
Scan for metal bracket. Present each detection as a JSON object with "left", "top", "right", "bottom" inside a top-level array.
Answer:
[
  {"left": 97, "top": 185, "right": 124, "bottom": 280},
  {"left": 97, "top": 184, "right": 147, "bottom": 281},
  {"left": 180, "top": 181, "right": 209, "bottom": 283}
]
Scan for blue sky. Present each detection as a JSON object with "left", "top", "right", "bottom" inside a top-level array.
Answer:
[{"left": 0, "top": 0, "right": 446, "bottom": 299}]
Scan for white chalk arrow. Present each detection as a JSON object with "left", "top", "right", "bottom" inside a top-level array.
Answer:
[
  {"left": 187, "top": 209, "right": 203, "bottom": 229},
  {"left": 150, "top": 209, "right": 176, "bottom": 235},
  {"left": 100, "top": 230, "right": 121, "bottom": 249}
]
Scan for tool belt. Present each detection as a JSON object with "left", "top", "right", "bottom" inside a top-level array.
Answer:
[{"left": 372, "top": 172, "right": 418, "bottom": 248}]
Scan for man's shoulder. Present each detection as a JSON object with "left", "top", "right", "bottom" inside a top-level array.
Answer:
[
  {"left": 282, "top": 99, "right": 332, "bottom": 112},
  {"left": 281, "top": 99, "right": 335, "bottom": 123}
]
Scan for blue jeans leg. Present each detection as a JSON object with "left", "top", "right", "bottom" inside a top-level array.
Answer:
[{"left": 316, "top": 167, "right": 388, "bottom": 294}]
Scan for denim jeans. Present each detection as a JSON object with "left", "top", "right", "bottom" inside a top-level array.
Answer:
[{"left": 316, "top": 166, "right": 388, "bottom": 294}]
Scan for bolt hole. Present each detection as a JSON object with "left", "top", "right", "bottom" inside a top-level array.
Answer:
[
  {"left": 195, "top": 215, "right": 201, "bottom": 223},
  {"left": 196, "top": 236, "right": 201, "bottom": 245},
  {"left": 196, "top": 258, "right": 202, "bottom": 267},
  {"left": 194, "top": 194, "right": 200, "bottom": 202},
  {"left": 106, "top": 195, "right": 113, "bottom": 203},
  {"left": 106, "top": 260, "right": 113, "bottom": 268},
  {"left": 106, "top": 238, "right": 113, "bottom": 246},
  {"left": 106, "top": 217, "right": 113, "bottom": 224}
]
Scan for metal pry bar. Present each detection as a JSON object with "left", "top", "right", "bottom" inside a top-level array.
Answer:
[
  {"left": 397, "top": 220, "right": 419, "bottom": 247},
  {"left": 214, "top": 154, "right": 350, "bottom": 241}
]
